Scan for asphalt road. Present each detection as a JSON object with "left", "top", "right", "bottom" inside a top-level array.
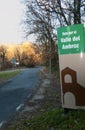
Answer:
[{"left": 0, "top": 67, "right": 41, "bottom": 127}]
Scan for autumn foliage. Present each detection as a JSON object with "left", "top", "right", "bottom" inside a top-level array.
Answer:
[{"left": 0, "top": 42, "right": 42, "bottom": 70}]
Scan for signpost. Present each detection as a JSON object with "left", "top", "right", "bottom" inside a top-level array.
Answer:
[
  {"left": 57, "top": 24, "right": 85, "bottom": 109},
  {"left": 10, "top": 58, "right": 16, "bottom": 66},
  {"left": 58, "top": 24, "right": 85, "bottom": 55}
]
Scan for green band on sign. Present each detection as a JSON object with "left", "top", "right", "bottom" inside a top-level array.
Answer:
[{"left": 57, "top": 24, "right": 85, "bottom": 55}]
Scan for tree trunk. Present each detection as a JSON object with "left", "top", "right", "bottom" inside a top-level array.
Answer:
[{"left": 74, "top": 0, "right": 81, "bottom": 24}]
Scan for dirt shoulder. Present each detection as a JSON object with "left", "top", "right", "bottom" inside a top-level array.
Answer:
[{"left": 2, "top": 69, "right": 61, "bottom": 130}]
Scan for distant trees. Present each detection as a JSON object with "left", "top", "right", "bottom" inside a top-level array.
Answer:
[
  {"left": 24, "top": 0, "right": 85, "bottom": 72},
  {"left": 15, "top": 43, "right": 40, "bottom": 67},
  {"left": 0, "top": 45, "right": 8, "bottom": 69},
  {"left": 0, "top": 45, "right": 7, "bottom": 64},
  {"left": 14, "top": 46, "right": 22, "bottom": 66},
  {"left": 0, "top": 43, "right": 41, "bottom": 70}
]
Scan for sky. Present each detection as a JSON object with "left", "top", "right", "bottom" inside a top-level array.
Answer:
[{"left": 0, "top": 0, "right": 34, "bottom": 44}]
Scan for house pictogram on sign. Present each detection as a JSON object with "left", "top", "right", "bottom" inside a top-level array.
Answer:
[{"left": 61, "top": 67, "right": 85, "bottom": 106}]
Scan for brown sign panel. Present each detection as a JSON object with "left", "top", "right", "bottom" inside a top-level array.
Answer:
[{"left": 61, "top": 67, "right": 85, "bottom": 107}]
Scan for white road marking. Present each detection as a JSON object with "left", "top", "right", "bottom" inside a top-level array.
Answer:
[
  {"left": 16, "top": 104, "right": 24, "bottom": 111},
  {"left": 0, "top": 121, "right": 6, "bottom": 128}
]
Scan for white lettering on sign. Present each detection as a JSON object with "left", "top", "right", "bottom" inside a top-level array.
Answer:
[
  {"left": 72, "top": 36, "right": 80, "bottom": 41},
  {"left": 62, "top": 30, "right": 77, "bottom": 36},
  {"left": 62, "top": 31, "right": 73, "bottom": 36},
  {"left": 60, "top": 36, "right": 80, "bottom": 43},
  {"left": 61, "top": 37, "right": 71, "bottom": 43},
  {"left": 62, "top": 44, "right": 79, "bottom": 49}
]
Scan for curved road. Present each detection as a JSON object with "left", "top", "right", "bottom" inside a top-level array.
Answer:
[{"left": 0, "top": 67, "right": 41, "bottom": 127}]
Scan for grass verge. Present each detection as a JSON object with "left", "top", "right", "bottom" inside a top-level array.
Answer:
[
  {"left": 0, "top": 70, "right": 21, "bottom": 82},
  {"left": 6, "top": 108, "right": 85, "bottom": 130}
]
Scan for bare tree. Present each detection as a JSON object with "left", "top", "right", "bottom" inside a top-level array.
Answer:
[
  {"left": 0, "top": 45, "right": 8, "bottom": 67},
  {"left": 24, "top": 0, "right": 85, "bottom": 36},
  {"left": 23, "top": 0, "right": 85, "bottom": 72}
]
